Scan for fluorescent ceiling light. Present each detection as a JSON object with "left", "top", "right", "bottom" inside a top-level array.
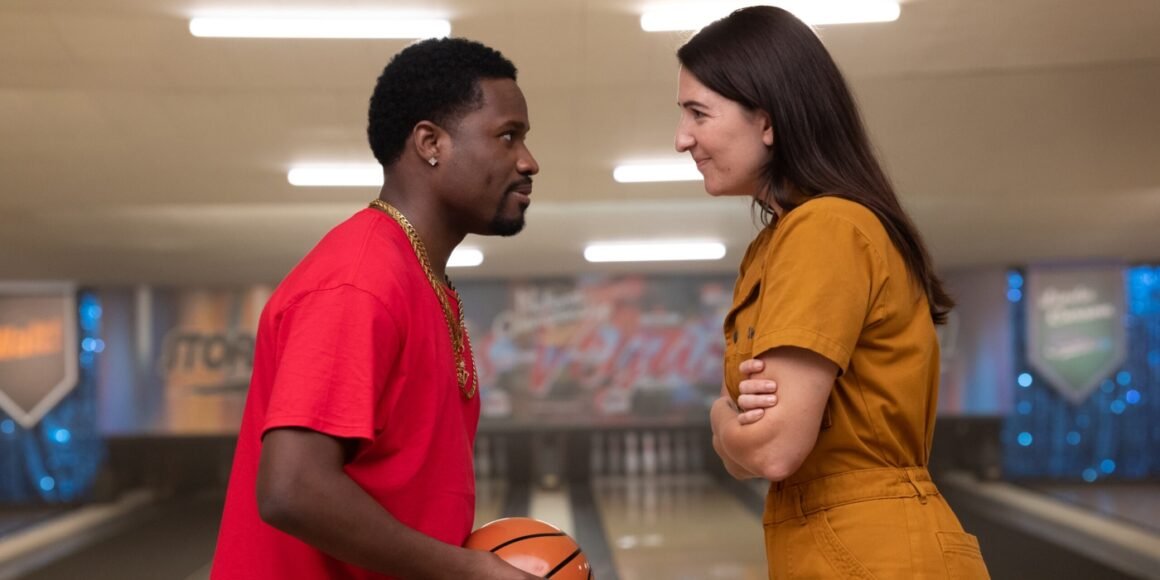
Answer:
[
  {"left": 288, "top": 165, "right": 382, "bottom": 187},
  {"left": 641, "top": 1, "right": 900, "bottom": 31},
  {"left": 613, "top": 162, "right": 701, "bottom": 183},
  {"left": 584, "top": 241, "right": 726, "bottom": 263},
  {"left": 189, "top": 15, "right": 451, "bottom": 39},
  {"left": 449, "top": 247, "right": 484, "bottom": 268}
]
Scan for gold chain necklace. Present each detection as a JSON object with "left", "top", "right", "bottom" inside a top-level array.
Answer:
[{"left": 369, "top": 199, "right": 478, "bottom": 399}]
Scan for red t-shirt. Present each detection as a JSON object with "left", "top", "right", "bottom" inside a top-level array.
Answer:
[{"left": 211, "top": 208, "right": 481, "bottom": 580}]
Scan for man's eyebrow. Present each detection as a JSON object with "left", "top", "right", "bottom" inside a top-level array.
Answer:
[{"left": 500, "top": 120, "right": 530, "bottom": 132}]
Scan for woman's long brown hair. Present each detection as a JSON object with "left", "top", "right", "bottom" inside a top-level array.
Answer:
[{"left": 678, "top": 6, "right": 954, "bottom": 323}]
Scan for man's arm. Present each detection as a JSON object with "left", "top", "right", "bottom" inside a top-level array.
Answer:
[
  {"left": 257, "top": 428, "right": 540, "bottom": 580},
  {"left": 713, "top": 346, "right": 836, "bottom": 482}
]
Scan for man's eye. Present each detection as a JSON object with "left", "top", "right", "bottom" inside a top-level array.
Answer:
[{"left": 501, "top": 133, "right": 514, "bottom": 142}]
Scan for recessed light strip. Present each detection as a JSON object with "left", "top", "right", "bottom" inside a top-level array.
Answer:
[
  {"left": 288, "top": 165, "right": 382, "bottom": 187},
  {"left": 189, "top": 16, "right": 451, "bottom": 39},
  {"left": 612, "top": 163, "right": 701, "bottom": 183},
  {"left": 584, "top": 241, "right": 726, "bottom": 263},
  {"left": 641, "top": 1, "right": 900, "bottom": 32},
  {"left": 448, "top": 247, "right": 484, "bottom": 268}
]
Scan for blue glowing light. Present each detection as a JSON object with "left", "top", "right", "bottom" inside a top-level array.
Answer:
[
  {"left": 1100, "top": 459, "right": 1117, "bottom": 474},
  {"left": 1101, "top": 380, "right": 1116, "bottom": 394},
  {"left": 1017, "top": 373, "right": 1033, "bottom": 388},
  {"left": 1115, "top": 371, "right": 1131, "bottom": 386},
  {"left": 1008, "top": 272, "right": 1024, "bottom": 289},
  {"left": 1017, "top": 401, "right": 1032, "bottom": 415},
  {"left": 39, "top": 477, "right": 55, "bottom": 491},
  {"left": 1066, "top": 431, "right": 1081, "bottom": 445},
  {"left": 0, "top": 420, "right": 14, "bottom": 435},
  {"left": 53, "top": 429, "right": 71, "bottom": 444},
  {"left": 1111, "top": 400, "right": 1127, "bottom": 414},
  {"left": 1126, "top": 390, "right": 1141, "bottom": 405},
  {"left": 1082, "top": 469, "right": 1098, "bottom": 483},
  {"left": 81, "top": 338, "right": 96, "bottom": 352},
  {"left": 79, "top": 297, "right": 103, "bottom": 332},
  {"left": 1017, "top": 432, "right": 1033, "bottom": 446},
  {"left": 93, "top": 339, "right": 105, "bottom": 353},
  {"left": 1007, "top": 289, "right": 1023, "bottom": 303}
]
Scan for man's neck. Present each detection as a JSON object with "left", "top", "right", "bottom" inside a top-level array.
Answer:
[{"left": 376, "top": 187, "right": 463, "bottom": 283}]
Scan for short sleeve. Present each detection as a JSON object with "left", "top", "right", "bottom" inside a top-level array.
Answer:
[
  {"left": 750, "top": 208, "right": 882, "bottom": 372},
  {"left": 263, "top": 284, "right": 402, "bottom": 445}
]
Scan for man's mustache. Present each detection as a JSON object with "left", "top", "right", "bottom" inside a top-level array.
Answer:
[{"left": 507, "top": 178, "right": 533, "bottom": 193}]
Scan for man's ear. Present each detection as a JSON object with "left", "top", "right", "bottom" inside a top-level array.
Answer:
[{"left": 411, "top": 120, "right": 445, "bottom": 165}]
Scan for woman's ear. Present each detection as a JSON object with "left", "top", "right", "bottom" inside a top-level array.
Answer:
[{"left": 760, "top": 111, "right": 774, "bottom": 147}]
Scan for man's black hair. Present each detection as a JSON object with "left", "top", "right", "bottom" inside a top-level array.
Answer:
[{"left": 368, "top": 37, "right": 518, "bottom": 167}]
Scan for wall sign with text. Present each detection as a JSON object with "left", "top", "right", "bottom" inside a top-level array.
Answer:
[
  {"left": 1026, "top": 266, "right": 1127, "bottom": 405},
  {"left": 0, "top": 283, "right": 78, "bottom": 428}
]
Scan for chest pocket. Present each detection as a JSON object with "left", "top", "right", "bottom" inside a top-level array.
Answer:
[
  {"left": 722, "top": 268, "right": 834, "bottom": 431},
  {"left": 723, "top": 273, "right": 762, "bottom": 401}
]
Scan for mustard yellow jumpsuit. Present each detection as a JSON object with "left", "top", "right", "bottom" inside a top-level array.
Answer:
[{"left": 723, "top": 197, "right": 990, "bottom": 579}]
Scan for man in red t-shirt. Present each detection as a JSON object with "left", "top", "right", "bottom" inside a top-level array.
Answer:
[{"left": 211, "top": 38, "right": 540, "bottom": 580}]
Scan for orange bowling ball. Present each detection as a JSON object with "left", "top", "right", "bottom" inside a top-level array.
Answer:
[{"left": 465, "top": 517, "right": 592, "bottom": 579}]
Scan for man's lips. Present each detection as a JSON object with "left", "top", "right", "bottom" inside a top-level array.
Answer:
[
  {"left": 509, "top": 182, "right": 533, "bottom": 203},
  {"left": 509, "top": 187, "right": 532, "bottom": 205}
]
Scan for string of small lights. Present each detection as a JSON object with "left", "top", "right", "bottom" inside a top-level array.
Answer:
[
  {"left": 0, "top": 292, "right": 106, "bottom": 502},
  {"left": 1003, "top": 267, "right": 1159, "bottom": 480}
]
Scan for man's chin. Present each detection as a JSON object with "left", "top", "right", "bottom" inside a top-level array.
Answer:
[{"left": 489, "top": 215, "right": 526, "bottom": 237}]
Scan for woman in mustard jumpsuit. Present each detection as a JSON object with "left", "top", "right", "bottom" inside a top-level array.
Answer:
[{"left": 673, "top": 6, "right": 990, "bottom": 579}]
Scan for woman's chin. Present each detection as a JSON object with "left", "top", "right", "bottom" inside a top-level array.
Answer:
[
  {"left": 705, "top": 185, "right": 748, "bottom": 197},
  {"left": 702, "top": 181, "right": 729, "bottom": 196}
]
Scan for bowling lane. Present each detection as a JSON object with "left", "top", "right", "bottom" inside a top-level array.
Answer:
[
  {"left": 33, "top": 479, "right": 517, "bottom": 580},
  {"left": 15, "top": 491, "right": 222, "bottom": 580},
  {"left": 1026, "top": 481, "right": 1160, "bottom": 534},
  {"left": 474, "top": 478, "right": 512, "bottom": 528},
  {"left": 590, "top": 474, "right": 767, "bottom": 580}
]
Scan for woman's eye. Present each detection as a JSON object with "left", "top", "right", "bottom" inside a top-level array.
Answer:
[{"left": 501, "top": 133, "right": 514, "bottom": 142}]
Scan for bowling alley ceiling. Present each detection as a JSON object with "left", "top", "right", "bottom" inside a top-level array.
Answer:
[{"left": 1, "top": 0, "right": 1159, "bottom": 284}]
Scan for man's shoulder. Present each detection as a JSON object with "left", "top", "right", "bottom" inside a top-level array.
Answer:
[
  {"left": 269, "top": 208, "right": 417, "bottom": 313},
  {"left": 317, "top": 207, "right": 412, "bottom": 264}
]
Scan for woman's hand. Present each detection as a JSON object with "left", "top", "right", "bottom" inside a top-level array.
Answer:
[{"left": 736, "top": 358, "right": 777, "bottom": 425}]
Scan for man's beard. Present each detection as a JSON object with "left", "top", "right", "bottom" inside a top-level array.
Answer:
[{"left": 488, "top": 189, "right": 527, "bottom": 236}]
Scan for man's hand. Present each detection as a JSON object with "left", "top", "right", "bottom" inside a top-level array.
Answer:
[
  {"left": 473, "top": 551, "right": 545, "bottom": 579},
  {"left": 736, "top": 358, "right": 777, "bottom": 425}
]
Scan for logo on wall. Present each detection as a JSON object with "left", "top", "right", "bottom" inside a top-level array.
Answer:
[
  {"left": 1026, "top": 266, "right": 1127, "bottom": 404},
  {"left": 0, "top": 283, "right": 78, "bottom": 428},
  {"left": 152, "top": 287, "right": 268, "bottom": 434},
  {"left": 466, "top": 276, "right": 731, "bottom": 423}
]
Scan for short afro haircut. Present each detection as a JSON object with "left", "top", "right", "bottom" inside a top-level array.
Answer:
[{"left": 368, "top": 37, "right": 518, "bottom": 167}]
